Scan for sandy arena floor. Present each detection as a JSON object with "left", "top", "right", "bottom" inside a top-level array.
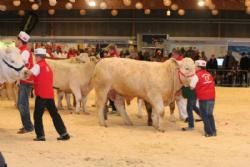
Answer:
[{"left": 0, "top": 87, "right": 250, "bottom": 167}]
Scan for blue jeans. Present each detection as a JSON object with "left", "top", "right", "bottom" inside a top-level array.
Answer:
[
  {"left": 187, "top": 98, "right": 200, "bottom": 128},
  {"left": 199, "top": 100, "right": 216, "bottom": 135},
  {"left": 17, "top": 83, "right": 33, "bottom": 131}
]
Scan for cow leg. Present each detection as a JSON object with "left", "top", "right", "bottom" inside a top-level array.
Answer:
[
  {"left": 114, "top": 95, "right": 133, "bottom": 126},
  {"left": 95, "top": 88, "right": 109, "bottom": 127},
  {"left": 65, "top": 93, "right": 73, "bottom": 110},
  {"left": 57, "top": 91, "right": 64, "bottom": 110},
  {"left": 169, "top": 102, "right": 176, "bottom": 122},
  {"left": 81, "top": 96, "right": 90, "bottom": 115},
  {"left": 71, "top": 87, "right": 82, "bottom": 114},
  {"left": 144, "top": 101, "right": 153, "bottom": 126},
  {"left": 150, "top": 96, "right": 165, "bottom": 132},
  {"left": 136, "top": 98, "right": 143, "bottom": 119}
]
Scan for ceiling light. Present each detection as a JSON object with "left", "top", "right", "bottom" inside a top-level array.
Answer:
[
  {"left": 49, "top": 0, "right": 57, "bottom": 6},
  {"left": 31, "top": 3, "right": 39, "bottom": 10},
  {"left": 80, "top": 9, "right": 86, "bottom": 15},
  {"left": 144, "top": 9, "right": 151, "bottom": 15},
  {"left": 89, "top": 0, "right": 96, "bottom": 7},
  {"left": 18, "top": 10, "right": 25, "bottom": 16},
  {"left": 100, "top": 2, "right": 107, "bottom": 10},
  {"left": 13, "top": 1, "right": 21, "bottom": 7},
  {"left": 198, "top": 0, "right": 205, "bottom": 7},
  {"left": 0, "top": 5, "right": 7, "bottom": 11},
  {"left": 166, "top": 9, "right": 171, "bottom": 16}
]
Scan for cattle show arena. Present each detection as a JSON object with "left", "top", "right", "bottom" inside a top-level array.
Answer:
[{"left": 1, "top": 88, "right": 250, "bottom": 167}]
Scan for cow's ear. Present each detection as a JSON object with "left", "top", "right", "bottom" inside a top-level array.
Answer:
[{"left": 170, "top": 58, "right": 182, "bottom": 67}]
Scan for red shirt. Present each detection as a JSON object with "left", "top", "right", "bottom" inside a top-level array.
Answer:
[
  {"left": 19, "top": 45, "right": 34, "bottom": 84},
  {"left": 109, "top": 50, "right": 119, "bottom": 57},
  {"left": 33, "top": 59, "right": 54, "bottom": 99},
  {"left": 195, "top": 69, "right": 215, "bottom": 100}
]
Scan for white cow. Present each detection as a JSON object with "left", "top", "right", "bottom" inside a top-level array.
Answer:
[
  {"left": 0, "top": 46, "right": 28, "bottom": 84},
  {"left": 47, "top": 56, "right": 98, "bottom": 114},
  {"left": 93, "top": 58, "right": 196, "bottom": 132}
]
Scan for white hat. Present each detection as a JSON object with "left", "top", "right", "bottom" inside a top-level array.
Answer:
[
  {"left": 195, "top": 60, "right": 207, "bottom": 67},
  {"left": 18, "top": 31, "right": 30, "bottom": 42},
  {"left": 35, "top": 48, "right": 47, "bottom": 56}
]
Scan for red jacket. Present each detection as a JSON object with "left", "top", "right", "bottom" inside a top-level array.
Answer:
[
  {"left": 19, "top": 45, "right": 34, "bottom": 84},
  {"left": 33, "top": 59, "right": 54, "bottom": 99},
  {"left": 195, "top": 69, "right": 215, "bottom": 100}
]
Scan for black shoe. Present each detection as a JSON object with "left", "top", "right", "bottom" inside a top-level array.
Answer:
[
  {"left": 17, "top": 128, "right": 33, "bottom": 134},
  {"left": 57, "top": 134, "right": 70, "bottom": 141},
  {"left": 19, "top": 127, "right": 25, "bottom": 131},
  {"left": 195, "top": 119, "right": 202, "bottom": 122},
  {"left": 204, "top": 133, "right": 214, "bottom": 137},
  {"left": 182, "top": 127, "right": 194, "bottom": 131},
  {"left": 33, "top": 137, "right": 46, "bottom": 141},
  {"left": 184, "top": 118, "right": 189, "bottom": 123}
]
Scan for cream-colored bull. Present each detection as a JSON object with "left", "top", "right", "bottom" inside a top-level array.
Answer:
[
  {"left": 93, "top": 58, "right": 195, "bottom": 132},
  {"left": 0, "top": 46, "right": 28, "bottom": 84},
  {"left": 47, "top": 56, "right": 98, "bottom": 114}
]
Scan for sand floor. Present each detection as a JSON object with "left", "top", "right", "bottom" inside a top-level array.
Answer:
[{"left": 0, "top": 87, "right": 250, "bottom": 167}]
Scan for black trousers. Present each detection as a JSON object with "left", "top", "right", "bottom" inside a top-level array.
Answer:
[{"left": 34, "top": 96, "right": 67, "bottom": 138}]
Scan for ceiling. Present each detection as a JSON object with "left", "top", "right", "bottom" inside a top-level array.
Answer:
[{"left": 0, "top": 0, "right": 246, "bottom": 11}]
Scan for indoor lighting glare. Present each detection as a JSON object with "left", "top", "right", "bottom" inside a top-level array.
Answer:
[
  {"left": 89, "top": 1, "right": 96, "bottom": 7},
  {"left": 167, "top": 9, "right": 171, "bottom": 16},
  {"left": 198, "top": 0, "right": 205, "bottom": 7}
]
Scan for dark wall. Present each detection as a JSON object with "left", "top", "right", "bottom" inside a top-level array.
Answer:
[{"left": 0, "top": 10, "right": 250, "bottom": 37}]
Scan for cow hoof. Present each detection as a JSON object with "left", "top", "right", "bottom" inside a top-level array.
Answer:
[
  {"left": 158, "top": 128, "right": 165, "bottom": 133},
  {"left": 125, "top": 122, "right": 133, "bottom": 126},
  {"left": 83, "top": 112, "right": 90, "bottom": 115},
  {"left": 58, "top": 107, "right": 64, "bottom": 110},
  {"left": 67, "top": 107, "right": 74, "bottom": 110},
  {"left": 136, "top": 115, "right": 143, "bottom": 119},
  {"left": 169, "top": 116, "right": 176, "bottom": 122},
  {"left": 99, "top": 122, "right": 108, "bottom": 127},
  {"left": 147, "top": 121, "right": 153, "bottom": 126}
]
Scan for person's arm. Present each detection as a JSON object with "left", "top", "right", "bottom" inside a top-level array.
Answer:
[
  {"left": 21, "top": 50, "right": 30, "bottom": 64},
  {"left": 26, "top": 64, "right": 40, "bottom": 78},
  {"left": 190, "top": 75, "right": 199, "bottom": 89}
]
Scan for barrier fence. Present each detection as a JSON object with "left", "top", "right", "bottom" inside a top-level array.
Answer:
[{"left": 208, "top": 69, "right": 250, "bottom": 87}]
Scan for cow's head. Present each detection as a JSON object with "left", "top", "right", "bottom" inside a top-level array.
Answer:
[
  {"left": 176, "top": 57, "right": 196, "bottom": 87},
  {"left": 0, "top": 46, "right": 28, "bottom": 83}
]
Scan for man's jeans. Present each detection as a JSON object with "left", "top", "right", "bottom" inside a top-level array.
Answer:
[
  {"left": 17, "top": 83, "right": 33, "bottom": 131},
  {"left": 187, "top": 98, "right": 200, "bottom": 128},
  {"left": 199, "top": 100, "right": 216, "bottom": 135}
]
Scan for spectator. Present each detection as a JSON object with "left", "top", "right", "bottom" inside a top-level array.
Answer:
[
  {"left": 107, "top": 44, "right": 119, "bottom": 57},
  {"left": 239, "top": 52, "right": 249, "bottom": 85},
  {"left": 223, "top": 51, "right": 236, "bottom": 70},
  {"left": 200, "top": 51, "right": 208, "bottom": 61},
  {"left": 207, "top": 54, "right": 218, "bottom": 70}
]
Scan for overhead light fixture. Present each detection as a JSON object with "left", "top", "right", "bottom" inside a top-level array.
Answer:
[
  {"left": 88, "top": 0, "right": 96, "bottom": 7},
  {"left": 0, "top": 5, "right": 7, "bottom": 11},
  {"left": 18, "top": 10, "right": 25, "bottom": 16},
  {"left": 166, "top": 9, "right": 171, "bottom": 16},
  {"left": 49, "top": 0, "right": 57, "bottom": 6},
  {"left": 13, "top": 1, "right": 21, "bottom": 7},
  {"left": 198, "top": 0, "right": 205, "bottom": 7}
]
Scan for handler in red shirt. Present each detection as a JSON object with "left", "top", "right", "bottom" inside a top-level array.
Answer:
[
  {"left": 15, "top": 31, "right": 34, "bottom": 134},
  {"left": 28, "top": 48, "right": 70, "bottom": 141},
  {"left": 191, "top": 60, "right": 217, "bottom": 137}
]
